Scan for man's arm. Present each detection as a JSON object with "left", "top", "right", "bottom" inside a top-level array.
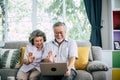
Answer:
[
  {"left": 64, "top": 40, "right": 78, "bottom": 76},
  {"left": 68, "top": 40, "right": 78, "bottom": 67},
  {"left": 67, "top": 56, "right": 76, "bottom": 70},
  {"left": 64, "top": 56, "right": 76, "bottom": 76}
]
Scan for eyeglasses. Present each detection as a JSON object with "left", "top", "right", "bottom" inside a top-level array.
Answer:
[{"left": 54, "top": 31, "right": 64, "bottom": 35}]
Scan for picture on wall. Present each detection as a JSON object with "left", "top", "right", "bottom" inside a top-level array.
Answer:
[{"left": 114, "top": 41, "right": 120, "bottom": 50}]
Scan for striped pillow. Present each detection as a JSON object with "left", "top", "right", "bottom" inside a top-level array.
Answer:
[{"left": 0, "top": 48, "right": 22, "bottom": 68}]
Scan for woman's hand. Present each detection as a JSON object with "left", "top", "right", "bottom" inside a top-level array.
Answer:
[{"left": 28, "top": 52, "right": 35, "bottom": 63}]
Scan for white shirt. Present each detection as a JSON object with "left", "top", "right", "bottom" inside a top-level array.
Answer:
[
  {"left": 42, "top": 39, "right": 78, "bottom": 68},
  {"left": 20, "top": 43, "right": 43, "bottom": 72}
]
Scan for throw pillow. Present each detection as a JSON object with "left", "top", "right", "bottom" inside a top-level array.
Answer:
[
  {"left": 87, "top": 61, "right": 109, "bottom": 72},
  {"left": 0, "top": 48, "right": 22, "bottom": 68},
  {"left": 75, "top": 46, "right": 90, "bottom": 70},
  {"left": 19, "top": 47, "right": 26, "bottom": 67}
]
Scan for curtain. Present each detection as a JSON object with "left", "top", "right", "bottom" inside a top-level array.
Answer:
[{"left": 84, "top": 0, "right": 102, "bottom": 47}]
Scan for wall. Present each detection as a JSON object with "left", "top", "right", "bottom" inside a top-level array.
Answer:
[
  {"left": 101, "top": 0, "right": 112, "bottom": 50},
  {"left": 102, "top": 50, "right": 112, "bottom": 80}
]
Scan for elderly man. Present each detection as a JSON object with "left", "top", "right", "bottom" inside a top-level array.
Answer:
[{"left": 40, "top": 22, "right": 78, "bottom": 80}]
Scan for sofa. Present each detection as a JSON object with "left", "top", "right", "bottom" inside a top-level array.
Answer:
[{"left": 0, "top": 40, "right": 109, "bottom": 80}]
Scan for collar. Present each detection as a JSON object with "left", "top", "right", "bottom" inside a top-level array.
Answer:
[{"left": 52, "top": 38, "right": 68, "bottom": 44}]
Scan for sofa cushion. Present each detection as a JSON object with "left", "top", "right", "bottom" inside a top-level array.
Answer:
[
  {"left": 0, "top": 48, "right": 21, "bottom": 68},
  {"left": 92, "top": 71, "right": 108, "bottom": 80},
  {"left": 4, "top": 41, "right": 28, "bottom": 49},
  {"left": 75, "top": 70, "right": 93, "bottom": 80},
  {"left": 75, "top": 46, "right": 90, "bottom": 70},
  {"left": 76, "top": 40, "right": 93, "bottom": 61},
  {"left": 87, "top": 61, "right": 109, "bottom": 72},
  {"left": 92, "top": 46, "right": 102, "bottom": 61}
]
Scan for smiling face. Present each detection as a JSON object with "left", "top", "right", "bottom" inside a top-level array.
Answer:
[
  {"left": 33, "top": 36, "right": 44, "bottom": 49},
  {"left": 54, "top": 26, "right": 66, "bottom": 43}
]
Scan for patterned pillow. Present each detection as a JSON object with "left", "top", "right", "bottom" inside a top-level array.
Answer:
[{"left": 0, "top": 48, "right": 22, "bottom": 68}]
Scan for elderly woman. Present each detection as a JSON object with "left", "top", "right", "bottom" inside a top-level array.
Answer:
[{"left": 17, "top": 29, "right": 46, "bottom": 80}]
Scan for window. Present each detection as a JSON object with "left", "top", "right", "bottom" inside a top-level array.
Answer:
[
  {"left": 1, "top": 0, "right": 91, "bottom": 42},
  {"left": 0, "top": 2, "right": 4, "bottom": 41},
  {"left": 0, "top": 11, "right": 3, "bottom": 41},
  {"left": 7, "top": 0, "right": 32, "bottom": 41}
]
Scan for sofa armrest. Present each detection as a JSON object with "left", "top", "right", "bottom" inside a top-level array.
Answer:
[
  {"left": 92, "top": 46, "right": 102, "bottom": 61},
  {"left": 87, "top": 61, "right": 109, "bottom": 72},
  {"left": 0, "top": 69, "right": 18, "bottom": 80}
]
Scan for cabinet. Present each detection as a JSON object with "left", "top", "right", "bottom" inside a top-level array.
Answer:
[
  {"left": 112, "top": 69, "right": 120, "bottom": 80},
  {"left": 111, "top": 2, "right": 120, "bottom": 79},
  {"left": 112, "top": 51, "right": 120, "bottom": 68},
  {"left": 112, "top": 51, "right": 120, "bottom": 80},
  {"left": 111, "top": 0, "right": 120, "bottom": 50}
]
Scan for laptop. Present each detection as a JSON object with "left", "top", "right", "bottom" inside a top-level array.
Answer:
[{"left": 40, "top": 63, "right": 67, "bottom": 76}]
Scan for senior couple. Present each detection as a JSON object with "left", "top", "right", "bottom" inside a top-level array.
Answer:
[{"left": 16, "top": 22, "right": 78, "bottom": 80}]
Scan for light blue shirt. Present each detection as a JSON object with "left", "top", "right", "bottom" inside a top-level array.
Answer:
[
  {"left": 42, "top": 39, "right": 78, "bottom": 68},
  {"left": 20, "top": 43, "right": 43, "bottom": 72}
]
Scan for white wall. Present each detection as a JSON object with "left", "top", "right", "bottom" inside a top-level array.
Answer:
[
  {"left": 102, "top": 50, "right": 112, "bottom": 68},
  {"left": 102, "top": 50, "right": 112, "bottom": 80},
  {"left": 101, "top": 0, "right": 112, "bottom": 50}
]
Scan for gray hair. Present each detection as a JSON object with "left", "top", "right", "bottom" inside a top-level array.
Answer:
[
  {"left": 53, "top": 22, "right": 67, "bottom": 32},
  {"left": 29, "top": 29, "right": 46, "bottom": 45}
]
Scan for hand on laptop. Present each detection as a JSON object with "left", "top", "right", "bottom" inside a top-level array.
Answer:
[{"left": 64, "top": 67, "right": 71, "bottom": 76}]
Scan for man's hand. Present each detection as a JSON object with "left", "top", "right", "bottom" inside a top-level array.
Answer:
[
  {"left": 64, "top": 56, "right": 76, "bottom": 76},
  {"left": 28, "top": 52, "right": 35, "bottom": 63},
  {"left": 64, "top": 68, "right": 71, "bottom": 76}
]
